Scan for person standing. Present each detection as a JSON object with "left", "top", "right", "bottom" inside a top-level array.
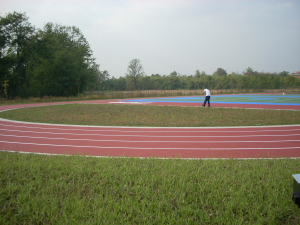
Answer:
[{"left": 201, "top": 88, "right": 211, "bottom": 107}]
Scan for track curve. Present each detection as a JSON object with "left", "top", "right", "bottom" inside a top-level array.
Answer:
[{"left": 0, "top": 100, "right": 299, "bottom": 159}]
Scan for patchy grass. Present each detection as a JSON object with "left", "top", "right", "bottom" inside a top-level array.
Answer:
[
  {"left": 0, "top": 104, "right": 300, "bottom": 127},
  {"left": 0, "top": 152, "right": 299, "bottom": 224}
]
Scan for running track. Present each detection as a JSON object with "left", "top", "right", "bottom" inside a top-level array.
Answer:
[{"left": 1, "top": 99, "right": 300, "bottom": 159}]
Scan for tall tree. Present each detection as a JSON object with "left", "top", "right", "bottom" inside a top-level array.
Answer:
[
  {"left": 126, "top": 59, "right": 144, "bottom": 90},
  {"left": 0, "top": 12, "right": 35, "bottom": 98},
  {"left": 244, "top": 67, "right": 255, "bottom": 76},
  {"left": 213, "top": 68, "right": 227, "bottom": 76},
  {"left": 194, "top": 70, "right": 201, "bottom": 78},
  {"left": 27, "top": 22, "right": 99, "bottom": 96}
]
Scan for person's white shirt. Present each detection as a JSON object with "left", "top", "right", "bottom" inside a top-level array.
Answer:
[{"left": 203, "top": 89, "right": 210, "bottom": 96}]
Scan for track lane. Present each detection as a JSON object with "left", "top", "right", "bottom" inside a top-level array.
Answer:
[{"left": 1, "top": 141, "right": 299, "bottom": 158}]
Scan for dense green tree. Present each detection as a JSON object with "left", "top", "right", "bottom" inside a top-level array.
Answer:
[
  {"left": 212, "top": 68, "right": 227, "bottom": 89},
  {"left": 97, "top": 68, "right": 300, "bottom": 92},
  {"left": 0, "top": 12, "right": 35, "bottom": 98},
  {"left": 27, "top": 22, "right": 99, "bottom": 96},
  {"left": 213, "top": 68, "right": 227, "bottom": 76},
  {"left": 116, "top": 77, "right": 127, "bottom": 91},
  {"left": 136, "top": 75, "right": 148, "bottom": 90},
  {"left": 0, "top": 12, "right": 99, "bottom": 98},
  {"left": 150, "top": 74, "right": 162, "bottom": 90},
  {"left": 169, "top": 71, "right": 180, "bottom": 89}
]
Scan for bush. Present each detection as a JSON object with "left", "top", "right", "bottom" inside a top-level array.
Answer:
[{"left": 31, "top": 97, "right": 41, "bottom": 102}]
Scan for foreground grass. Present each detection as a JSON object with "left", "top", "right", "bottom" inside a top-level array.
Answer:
[
  {"left": 0, "top": 152, "right": 299, "bottom": 224},
  {"left": 1, "top": 104, "right": 300, "bottom": 126}
]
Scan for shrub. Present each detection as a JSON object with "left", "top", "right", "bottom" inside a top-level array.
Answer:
[{"left": 31, "top": 97, "right": 41, "bottom": 102}]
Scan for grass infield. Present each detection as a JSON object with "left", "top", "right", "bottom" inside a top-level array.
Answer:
[
  {"left": 1, "top": 104, "right": 300, "bottom": 127},
  {"left": 1, "top": 152, "right": 299, "bottom": 224}
]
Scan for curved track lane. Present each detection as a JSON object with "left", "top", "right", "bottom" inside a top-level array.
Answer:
[{"left": 0, "top": 100, "right": 299, "bottom": 158}]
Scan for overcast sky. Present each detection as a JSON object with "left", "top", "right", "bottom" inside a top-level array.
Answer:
[{"left": 1, "top": 0, "right": 299, "bottom": 78}]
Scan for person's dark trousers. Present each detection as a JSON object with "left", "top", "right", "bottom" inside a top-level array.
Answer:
[{"left": 202, "top": 96, "right": 210, "bottom": 107}]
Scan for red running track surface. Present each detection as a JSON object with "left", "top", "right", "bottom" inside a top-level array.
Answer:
[{"left": 0, "top": 100, "right": 299, "bottom": 159}]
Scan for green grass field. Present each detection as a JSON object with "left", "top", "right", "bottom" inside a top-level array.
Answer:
[
  {"left": 1, "top": 104, "right": 300, "bottom": 127},
  {"left": 1, "top": 103, "right": 300, "bottom": 224},
  {"left": 1, "top": 152, "right": 299, "bottom": 224}
]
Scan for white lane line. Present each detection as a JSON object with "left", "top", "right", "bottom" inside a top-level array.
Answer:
[
  {"left": 1, "top": 128, "right": 300, "bottom": 137},
  {"left": 1, "top": 133, "right": 300, "bottom": 143},
  {"left": 1, "top": 140, "right": 300, "bottom": 150},
  {"left": 1, "top": 123, "right": 300, "bottom": 133}
]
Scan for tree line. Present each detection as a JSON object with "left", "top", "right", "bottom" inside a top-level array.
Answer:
[
  {"left": 97, "top": 62, "right": 299, "bottom": 92},
  {"left": 0, "top": 12, "right": 99, "bottom": 99},
  {"left": 1, "top": 12, "right": 299, "bottom": 100}
]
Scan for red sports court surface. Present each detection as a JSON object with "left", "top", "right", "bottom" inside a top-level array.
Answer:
[{"left": 0, "top": 98, "right": 299, "bottom": 159}]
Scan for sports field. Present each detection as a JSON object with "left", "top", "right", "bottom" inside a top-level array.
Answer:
[
  {"left": 1, "top": 94, "right": 300, "bottom": 224},
  {"left": 0, "top": 93, "right": 299, "bottom": 159}
]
